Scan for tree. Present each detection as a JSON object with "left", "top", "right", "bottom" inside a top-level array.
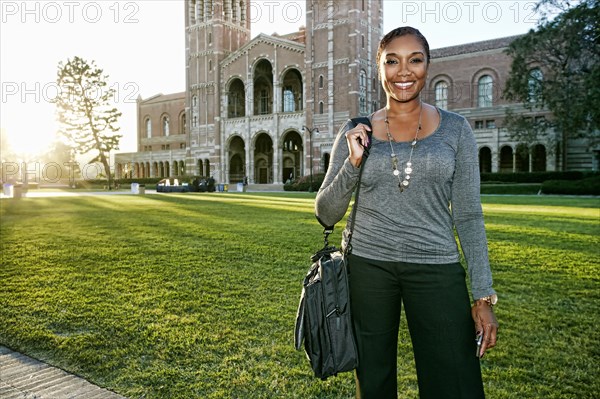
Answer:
[
  {"left": 503, "top": 0, "right": 600, "bottom": 170},
  {"left": 55, "top": 56, "right": 122, "bottom": 187},
  {"left": 41, "top": 138, "right": 81, "bottom": 186}
]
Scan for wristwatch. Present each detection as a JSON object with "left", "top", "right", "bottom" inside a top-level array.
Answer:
[{"left": 475, "top": 294, "right": 498, "bottom": 307}]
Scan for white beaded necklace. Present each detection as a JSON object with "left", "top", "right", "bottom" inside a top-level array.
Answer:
[{"left": 384, "top": 101, "right": 423, "bottom": 192}]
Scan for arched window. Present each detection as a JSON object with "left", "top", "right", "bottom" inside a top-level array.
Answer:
[
  {"left": 192, "top": 95, "right": 198, "bottom": 108},
  {"left": 435, "top": 81, "right": 448, "bottom": 109},
  {"left": 145, "top": 118, "right": 151, "bottom": 138},
  {"left": 528, "top": 68, "right": 543, "bottom": 103},
  {"left": 162, "top": 116, "right": 170, "bottom": 136},
  {"left": 180, "top": 113, "right": 186, "bottom": 134},
  {"left": 319, "top": 101, "right": 324, "bottom": 114},
  {"left": 478, "top": 75, "right": 493, "bottom": 108},
  {"left": 208, "top": 32, "right": 212, "bottom": 45},
  {"left": 359, "top": 97, "right": 366, "bottom": 114},
  {"left": 319, "top": 75, "right": 324, "bottom": 89},
  {"left": 359, "top": 69, "right": 367, "bottom": 93},
  {"left": 283, "top": 88, "right": 295, "bottom": 112},
  {"left": 361, "top": 35, "right": 365, "bottom": 49},
  {"left": 209, "top": 59, "right": 212, "bottom": 71}
]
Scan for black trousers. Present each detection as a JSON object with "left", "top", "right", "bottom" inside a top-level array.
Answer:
[{"left": 348, "top": 254, "right": 485, "bottom": 399}]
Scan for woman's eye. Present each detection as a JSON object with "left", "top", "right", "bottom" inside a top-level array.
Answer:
[
  {"left": 410, "top": 58, "right": 424, "bottom": 64},
  {"left": 385, "top": 59, "right": 397, "bottom": 65}
]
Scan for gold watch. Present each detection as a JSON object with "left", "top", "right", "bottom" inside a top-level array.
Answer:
[{"left": 475, "top": 294, "right": 498, "bottom": 307}]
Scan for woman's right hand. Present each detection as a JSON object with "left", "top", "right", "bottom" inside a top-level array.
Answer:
[{"left": 345, "top": 123, "right": 371, "bottom": 167}]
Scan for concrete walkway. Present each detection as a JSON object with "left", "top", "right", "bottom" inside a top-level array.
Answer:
[{"left": 0, "top": 346, "right": 126, "bottom": 399}]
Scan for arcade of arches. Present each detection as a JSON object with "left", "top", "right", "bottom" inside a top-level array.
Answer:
[
  {"left": 118, "top": 142, "right": 548, "bottom": 181},
  {"left": 479, "top": 143, "right": 548, "bottom": 173},
  {"left": 116, "top": 129, "right": 316, "bottom": 184}
]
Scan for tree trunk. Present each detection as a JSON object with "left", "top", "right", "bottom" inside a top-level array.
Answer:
[{"left": 100, "top": 152, "right": 112, "bottom": 190}]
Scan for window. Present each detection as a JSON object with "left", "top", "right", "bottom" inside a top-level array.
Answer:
[
  {"left": 180, "top": 114, "right": 186, "bottom": 134},
  {"left": 283, "top": 87, "right": 295, "bottom": 112},
  {"left": 359, "top": 97, "right": 366, "bottom": 114},
  {"left": 486, "top": 120, "right": 496, "bottom": 129},
  {"left": 208, "top": 32, "right": 212, "bottom": 45},
  {"left": 319, "top": 75, "right": 324, "bottom": 89},
  {"left": 435, "top": 81, "right": 448, "bottom": 109},
  {"left": 319, "top": 101, "right": 324, "bottom": 114},
  {"left": 193, "top": 115, "right": 198, "bottom": 127},
  {"left": 359, "top": 69, "right": 367, "bottom": 93},
  {"left": 361, "top": 35, "right": 365, "bottom": 49},
  {"left": 180, "top": 143, "right": 186, "bottom": 149},
  {"left": 145, "top": 118, "right": 151, "bottom": 138},
  {"left": 209, "top": 60, "right": 212, "bottom": 71},
  {"left": 192, "top": 95, "right": 198, "bottom": 107},
  {"left": 259, "top": 89, "right": 270, "bottom": 115},
  {"left": 478, "top": 75, "right": 493, "bottom": 107},
  {"left": 162, "top": 116, "right": 170, "bottom": 136},
  {"left": 475, "top": 120, "right": 484, "bottom": 129}
]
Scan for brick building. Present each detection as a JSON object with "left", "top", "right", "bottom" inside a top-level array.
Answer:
[
  {"left": 116, "top": 0, "right": 383, "bottom": 184},
  {"left": 115, "top": 0, "right": 599, "bottom": 184}
]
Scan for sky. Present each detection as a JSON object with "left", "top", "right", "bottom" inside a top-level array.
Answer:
[{"left": 0, "top": 0, "right": 548, "bottom": 158}]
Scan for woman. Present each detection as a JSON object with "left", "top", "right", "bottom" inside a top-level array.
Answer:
[{"left": 315, "top": 26, "right": 499, "bottom": 399}]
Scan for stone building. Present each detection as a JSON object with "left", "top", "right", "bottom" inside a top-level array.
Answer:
[
  {"left": 115, "top": 0, "right": 599, "bottom": 183},
  {"left": 116, "top": 0, "right": 384, "bottom": 184}
]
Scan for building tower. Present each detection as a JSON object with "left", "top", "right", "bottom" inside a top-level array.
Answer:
[
  {"left": 304, "top": 0, "right": 383, "bottom": 167},
  {"left": 184, "top": 0, "right": 251, "bottom": 178}
]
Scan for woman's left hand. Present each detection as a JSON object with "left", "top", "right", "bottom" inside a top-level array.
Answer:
[{"left": 471, "top": 301, "right": 499, "bottom": 358}]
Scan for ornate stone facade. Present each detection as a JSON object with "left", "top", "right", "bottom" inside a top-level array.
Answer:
[
  {"left": 116, "top": 0, "right": 384, "bottom": 184},
  {"left": 115, "top": 1, "right": 599, "bottom": 181}
]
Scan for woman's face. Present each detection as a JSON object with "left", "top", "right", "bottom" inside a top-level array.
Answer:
[{"left": 379, "top": 34, "right": 429, "bottom": 103}]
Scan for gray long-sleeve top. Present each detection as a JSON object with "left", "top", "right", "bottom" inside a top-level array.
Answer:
[{"left": 315, "top": 109, "right": 495, "bottom": 300}]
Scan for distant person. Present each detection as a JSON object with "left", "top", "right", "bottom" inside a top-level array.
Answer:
[{"left": 315, "top": 26, "right": 498, "bottom": 399}]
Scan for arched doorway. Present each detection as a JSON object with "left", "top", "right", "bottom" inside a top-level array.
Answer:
[
  {"left": 479, "top": 147, "right": 492, "bottom": 173},
  {"left": 282, "top": 131, "right": 303, "bottom": 182},
  {"left": 499, "top": 146, "right": 513, "bottom": 173},
  {"left": 229, "top": 136, "right": 246, "bottom": 183},
  {"left": 254, "top": 133, "right": 273, "bottom": 183},
  {"left": 515, "top": 144, "right": 529, "bottom": 172},
  {"left": 197, "top": 159, "right": 204, "bottom": 176},
  {"left": 532, "top": 144, "right": 547, "bottom": 172}
]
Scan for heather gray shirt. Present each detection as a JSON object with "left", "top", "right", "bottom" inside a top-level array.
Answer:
[{"left": 315, "top": 109, "right": 495, "bottom": 300}]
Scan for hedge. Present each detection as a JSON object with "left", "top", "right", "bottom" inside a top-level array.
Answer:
[
  {"left": 479, "top": 171, "right": 597, "bottom": 183},
  {"left": 284, "top": 173, "right": 325, "bottom": 192},
  {"left": 480, "top": 184, "right": 541, "bottom": 195},
  {"left": 541, "top": 176, "right": 600, "bottom": 196}
]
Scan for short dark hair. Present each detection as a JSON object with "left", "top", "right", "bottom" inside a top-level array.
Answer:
[{"left": 376, "top": 26, "right": 431, "bottom": 67}]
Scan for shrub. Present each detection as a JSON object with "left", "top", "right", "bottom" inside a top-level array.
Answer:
[
  {"left": 284, "top": 173, "right": 325, "bottom": 192},
  {"left": 541, "top": 176, "right": 600, "bottom": 195},
  {"left": 480, "top": 184, "right": 541, "bottom": 195},
  {"left": 479, "top": 171, "right": 589, "bottom": 183}
]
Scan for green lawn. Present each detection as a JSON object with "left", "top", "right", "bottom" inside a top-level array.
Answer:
[{"left": 1, "top": 193, "right": 598, "bottom": 398}]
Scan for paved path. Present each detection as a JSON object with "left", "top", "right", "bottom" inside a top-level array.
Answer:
[{"left": 0, "top": 346, "right": 126, "bottom": 399}]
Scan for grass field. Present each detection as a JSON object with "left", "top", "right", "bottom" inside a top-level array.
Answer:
[{"left": 0, "top": 193, "right": 598, "bottom": 398}]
